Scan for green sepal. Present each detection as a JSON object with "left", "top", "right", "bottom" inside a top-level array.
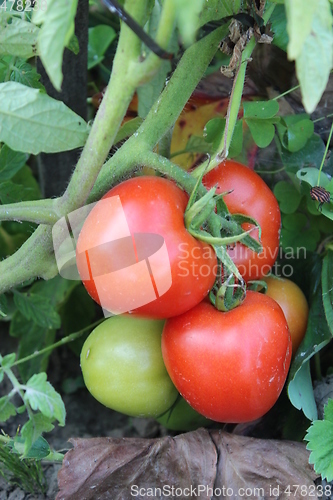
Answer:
[
  {"left": 185, "top": 187, "right": 216, "bottom": 229},
  {"left": 215, "top": 275, "right": 246, "bottom": 312}
]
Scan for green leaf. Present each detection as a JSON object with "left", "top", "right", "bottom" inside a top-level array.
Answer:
[
  {"left": 24, "top": 372, "right": 66, "bottom": 426},
  {"left": 245, "top": 118, "right": 276, "bottom": 148},
  {"left": 242, "top": 100, "right": 279, "bottom": 119},
  {"left": 288, "top": 258, "right": 331, "bottom": 419},
  {"left": 0, "top": 82, "right": 89, "bottom": 154},
  {"left": 203, "top": 117, "right": 243, "bottom": 156},
  {"left": 1, "top": 352, "right": 16, "bottom": 368},
  {"left": 13, "top": 290, "right": 61, "bottom": 329},
  {"left": 0, "top": 144, "right": 27, "bottom": 182},
  {"left": 0, "top": 293, "right": 8, "bottom": 317},
  {"left": 322, "top": 250, "right": 333, "bottom": 336},
  {"left": 0, "top": 181, "right": 25, "bottom": 204},
  {"left": 9, "top": 59, "right": 45, "bottom": 90},
  {"left": 32, "top": 0, "right": 79, "bottom": 90},
  {"left": 270, "top": 4, "right": 289, "bottom": 52},
  {"left": 0, "top": 15, "right": 39, "bottom": 58},
  {"left": 88, "top": 25, "right": 116, "bottom": 70},
  {"left": 21, "top": 413, "right": 54, "bottom": 457},
  {"left": 174, "top": 0, "right": 205, "bottom": 46},
  {"left": 279, "top": 134, "right": 326, "bottom": 174},
  {"left": 10, "top": 165, "right": 41, "bottom": 202},
  {"left": 138, "top": 59, "right": 170, "bottom": 118},
  {"left": 274, "top": 181, "right": 302, "bottom": 213},
  {"left": 297, "top": 167, "right": 330, "bottom": 188},
  {"left": 114, "top": 117, "right": 144, "bottom": 145},
  {"left": 286, "top": 119, "right": 314, "bottom": 152},
  {"left": 282, "top": 212, "right": 307, "bottom": 231},
  {"left": 288, "top": 361, "right": 318, "bottom": 421},
  {"left": 285, "top": 0, "right": 318, "bottom": 60},
  {"left": 13, "top": 435, "right": 51, "bottom": 460},
  {"left": 295, "top": 0, "right": 333, "bottom": 113},
  {"left": 199, "top": 0, "right": 233, "bottom": 27},
  {"left": 305, "top": 400, "right": 333, "bottom": 481},
  {"left": 228, "top": 119, "right": 243, "bottom": 158},
  {"left": 280, "top": 227, "right": 320, "bottom": 252},
  {"left": 0, "top": 396, "right": 17, "bottom": 422},
  {"left": 67, "top": 33, "right": 79, "bottom": 55}
]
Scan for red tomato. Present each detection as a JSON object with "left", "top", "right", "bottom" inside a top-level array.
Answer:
[
  {"left": 162, "top": 291, "right": 292, "bottom": 423},
  {"left": 76, "top": 176, "right": 217, "bottom": 318},
  {"left": 203, "top": 160, "right": 281, "bottom": 282}
]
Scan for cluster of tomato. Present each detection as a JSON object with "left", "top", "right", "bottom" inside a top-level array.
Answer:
[{"left": 77, "top": 159, "right": 309, "bottom": 430}]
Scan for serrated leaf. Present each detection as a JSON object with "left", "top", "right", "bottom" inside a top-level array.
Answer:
[
  {"left": 9, "top": 59, "right": 45, "bottom": 90},
  {"left": 13, "top": 435, "right": 51, "bottom": 460},
  {"left": 274, "top": 181, "right": 302, "bottom": 213},
  {"left": 0, "top": 144, "right": 27, "bottom": 182},
  {"left": 0, "top": 15, "right": 39, "bottom": 58},
  {"left": 24, "top": 372, "right": 66, "bottom": 425},
  {"left": 21, "top": 413, "right": 54, "bottom": 457},
  {"left": 0, "top": 396, "right": 17, "bottom": 422},
  {"left": 295, "top": 0, "right": 333, "bottom": 113},
  {"left": 33, "top": 0, "right": 79, "bottom": 90},
  {"left": 242, "top": 100, "right": 279, "bottom": 119},
  {"left": 13, "top": 290, "right": 61, "bottom": 329},
  {"left": 1, "top": 352, "right": 16, "bottom": 368},
  {"left": 305, "top": 416, "right": 333, "bottom": 481},
  {"left": 322, "top": 250, "right": 333, "bottom": 336},
  {"left": 245, "top": 118, "right": 276, "bottom": 148},
  {"left": 0, "top": 82, "right": 89, "bottom": 154},
  {"left": 285, "top": 0, "right": 318, "bottom": 60},
  {"left": 88, "top": 25, "right": 116, "bottom": 70}
]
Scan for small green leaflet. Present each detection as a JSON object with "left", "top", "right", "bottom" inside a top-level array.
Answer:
[
  {"left": 13, "top": 435, "right": 51, "bottom": 460},
  {"left": 21, "top": 413, "right": 54, "bottom": 458},
  {"left": 13, "top": 290, "right": 61, "bottom": 329},
  {"left": 173, "top": 0, "right": 205, "bottom": 46},
  {"left": 23, "top": 372, "right": 66, "bottom": 426},
  {"left": 243, "top": 100, "right": 280, "bottom": 148},
  {"left": 0, "top": 395, "right": 17, "bottom": 422},
  {"left": 88, "top": 25, "right": 116, "bottom": 70},
  {"left": 0, "top": 15, "right": 39, "bottom": 58},
  {"left": 274, "top": 181, "right": 302, "bottom": 214},
  {"left": 0, "top": 144, "right": 27, "bottom": 182},
  {"left": 8, "top": 58, "right": 45, "bottom": 91},
  {"left": 276, "top": 114, "right": 314, "bottom": 153},
  {"left": 322, "top": 250, "right": 333, "bottom": 337},
  {"left": 32, "top": 0, "right": 79, "bottom": 90},
  {"left": 0, "top": 82, "right": 89, "bottom": 154},
  {"left": 0, "top": 181, "right": 25, "bottom": 204},
  {"left": 270, "top": 4, "right": 288, "bottom": 52},
  {"left": 305, "top": 399, "right": 333, "bottom": 481}
]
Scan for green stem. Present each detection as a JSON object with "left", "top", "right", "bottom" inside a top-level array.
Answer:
[
  {"left": 192, "top": 35, "right": 256, "bottom": 178},
  {"left": 0, "top": 199, "right": 59, "bottom": 224},
  {"left": 12, "top": 319, "right": 104, "bottom": 368},
  {"left": 317, "top": 121, "right": 333, "bottom": 186}
]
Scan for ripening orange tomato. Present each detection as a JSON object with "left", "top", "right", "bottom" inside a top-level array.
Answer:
[{"left": 263, "top": 277, "right": 309, "bottom": 356}]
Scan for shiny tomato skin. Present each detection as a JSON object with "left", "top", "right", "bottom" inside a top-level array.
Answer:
[
  {"left": 162, "top": 291, "right": 292, "bottom": 423},
  {"left": 203, "top": 160, "right": 281, "bottom": 282},
  {"left": 76, "top": 176, "right": 217, "bottom": 318},
  {"left": 263, "top": 277, "right": 309, "bottom": 356},
  {"left": 80, "top": 316, "right": 178, "bottom": 418}
]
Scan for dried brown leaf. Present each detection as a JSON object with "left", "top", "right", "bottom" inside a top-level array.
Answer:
[{"left": 57, "top": 429, "right": 318, "bottom": 500}]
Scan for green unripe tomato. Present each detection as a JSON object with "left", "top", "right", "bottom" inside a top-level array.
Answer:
[
  {"left": 156, "top": 396, "right": 212, "bottom": 431},
  {"left": 80, "top": 316, "right": 178, "bottom": 418}
]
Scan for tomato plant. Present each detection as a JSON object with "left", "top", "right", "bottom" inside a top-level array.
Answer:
[
  {"left": 76, "top": 176, "right": 217, "bottom": 318},
  {"left": 263, "top": 276, "right": 309, "bottom": 356},
  {"left": 162, "top": 291, "right": 292, "bottom": 423},
  {"left": 203, "top": 160, "right": 281, "bottom": 282},
  {"left": 80, "top": 315, "right": 178, "bottom": 417}
]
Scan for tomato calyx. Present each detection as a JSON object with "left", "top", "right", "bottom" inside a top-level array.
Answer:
[{"left": 209, "top": 273, "right": 246, "bottom": 311}]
